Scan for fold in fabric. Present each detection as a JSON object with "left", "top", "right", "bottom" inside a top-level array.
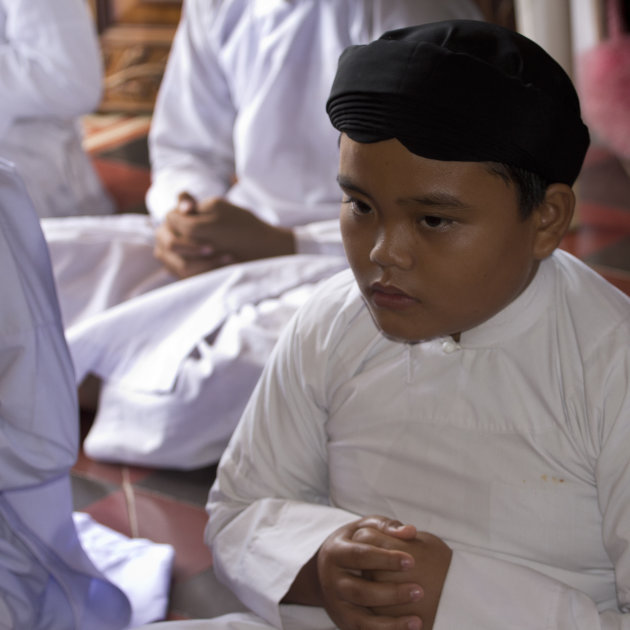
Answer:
[{"left": 68, "top": 254, "right": 348, "bottom": 393}]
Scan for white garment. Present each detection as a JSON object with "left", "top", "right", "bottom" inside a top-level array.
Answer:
[
  {"left": 0, "top": 160, "right": 173, "bottom": 629},
  {"left": 203, "top": 250, "right": 630, "bottom": 630},
  {"left": 73, "top": 513, "right": 174, "bottom": 629},
  {"left": 0, "top": 159, "right": 130, "bottom": 629},
  {"left": 0, "top": 0, "right": 114, "bottom": 218},
  {"left": 43, "top": 0, "right": 483, "bottom": 469}
]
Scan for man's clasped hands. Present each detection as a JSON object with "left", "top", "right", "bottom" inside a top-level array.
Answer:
[{"left": 154, "top": 192, "right": 295, "bottom": 278}]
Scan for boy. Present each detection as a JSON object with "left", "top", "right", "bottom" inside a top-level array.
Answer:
[{"left": 149, "top": 19, "right": 629, "bottom": 630}]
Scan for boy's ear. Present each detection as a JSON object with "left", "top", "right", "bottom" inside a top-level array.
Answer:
[{"left": 532, "top": 183, "right": 575, "bottom": 260}]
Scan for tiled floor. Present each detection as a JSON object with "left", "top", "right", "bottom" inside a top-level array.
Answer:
[{"left": 73, "top": 115, "right": 630, "bottom": 624}]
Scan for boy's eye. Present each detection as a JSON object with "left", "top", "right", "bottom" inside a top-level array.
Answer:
[
  {"left": 343, "top": 197, "right": 372, "bottom": 215},
  {"left": 420, "top": 215, "right": 452, "bottom": 229}
]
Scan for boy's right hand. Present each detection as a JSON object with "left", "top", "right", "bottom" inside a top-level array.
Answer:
[{"left": 317, "top": 515, "right": 425, "bottom": 630}]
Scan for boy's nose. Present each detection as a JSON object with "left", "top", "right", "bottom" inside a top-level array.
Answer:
[{"left": 369, "top": 224, "right": 414, "bottom": 270}]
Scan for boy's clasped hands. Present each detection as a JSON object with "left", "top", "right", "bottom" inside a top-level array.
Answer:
[{"left": 317, "top": 516, "right": 452, "bottom": 630}]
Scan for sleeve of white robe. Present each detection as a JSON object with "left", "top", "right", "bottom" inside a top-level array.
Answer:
[
  {"left": 145, "top": 0, "right": 236, "bottom": 222},
  {"left": 0, "top": 158, "right": 78, "bottom": 490},
  {"left": 206, "top": 302, "right": 359, "bottom": 628},
  {"left": 0, "top": 0, "right": 103, "bottom": 139}
]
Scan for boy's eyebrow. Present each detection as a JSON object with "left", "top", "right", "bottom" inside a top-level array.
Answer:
[
  {"left": 406, "top": 192, "right": 471, "bottom": 210},
  {"left": 336, "top": 175, "right": 368, "bottom": 196},
  {"left": 337, "top": 174, "right": 471, "bottom": 210}
]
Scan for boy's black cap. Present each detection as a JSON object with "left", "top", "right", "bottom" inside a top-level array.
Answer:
[{"left": 327, "top": 20, "right": 590, "bottom": 185}]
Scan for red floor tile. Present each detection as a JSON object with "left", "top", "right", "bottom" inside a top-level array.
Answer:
[
  {"left": 93, "top": 158, "right": 151, "bottom": 212},
  {"left": 83, "top": 490, "right": 133, "bottom": 538},
  {"left": 73, "top": 452, "right": 126, "bottom": 486}
]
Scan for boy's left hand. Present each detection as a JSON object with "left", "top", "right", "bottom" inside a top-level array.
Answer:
[
  {"left": 353, "top": 527, "right": 453, "bottom": 630},
  {"left": 314, "top": 516, "right": 424, "bottom": 630}
]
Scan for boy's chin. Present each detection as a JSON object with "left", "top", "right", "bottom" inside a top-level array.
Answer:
[
  {"left": 378, "top": 325, "right": 445, "bottom": 345},
  {"left": 366, "top": 305, "right": 462, "bottom": 344}
]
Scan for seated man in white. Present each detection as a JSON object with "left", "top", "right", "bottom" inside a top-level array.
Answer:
[{"left": 0, "top": 0, "right": 114, "bottom": 218}]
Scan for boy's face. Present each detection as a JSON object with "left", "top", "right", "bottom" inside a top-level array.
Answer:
[{"left": 338, "top": 135, "right": 543, "bottom": 343}]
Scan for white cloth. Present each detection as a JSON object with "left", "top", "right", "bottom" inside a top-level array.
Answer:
[
  {"left": 0, "top": 159, "right": 130, "bottom": 629},
  {"left": 73, "top": 513, "right": 174, "bottom": 628},
  {"left": 134, "top": 609, "right": 335, "bottom": 630},
  {"left": 77, "top": 250, "right": 348, "bottom": 468},
  {"left": 42, "top": 0, "right": 483, "bottom": 469},
  {"left": 0, "top": 160, "right": 173, "bottom": 629},
  {"left": 0, "top": 0, "right": 114, "bottom": 218},
  {"left": 204, "top": 250, "right": 630, "bottom": 630}
]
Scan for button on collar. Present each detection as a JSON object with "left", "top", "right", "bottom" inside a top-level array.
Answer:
[{"left": 441, "top": 338, "right": 460, "bottom": 354}]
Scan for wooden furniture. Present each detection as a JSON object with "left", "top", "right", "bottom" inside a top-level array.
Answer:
[{"left": 94, "top": 0, "right": 182, "bottom": 113}]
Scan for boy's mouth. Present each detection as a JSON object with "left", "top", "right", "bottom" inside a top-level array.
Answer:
[{"left": 369, "top": 282, "right": 418, "bottom": 310}]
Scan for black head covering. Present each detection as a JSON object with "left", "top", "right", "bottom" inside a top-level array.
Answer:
[{"left": 326, "top": 20, "right": 590, "bottom": 185}]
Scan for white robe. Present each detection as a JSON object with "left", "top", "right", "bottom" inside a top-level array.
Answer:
[
  {"left": 0, "top": 160, "right": 173, "bottom": 629},
  {"left": 193, "top": 250, "right": 630, "bottom": 630},
  {"left": 0, "top": 0, "right": 114, "bottom": 218},
  {"left": 0, "top": 159, "right": 130, "bottom": 629},
  {"left": 42, "top": 0, "right": 483, "bottom": 469}
]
